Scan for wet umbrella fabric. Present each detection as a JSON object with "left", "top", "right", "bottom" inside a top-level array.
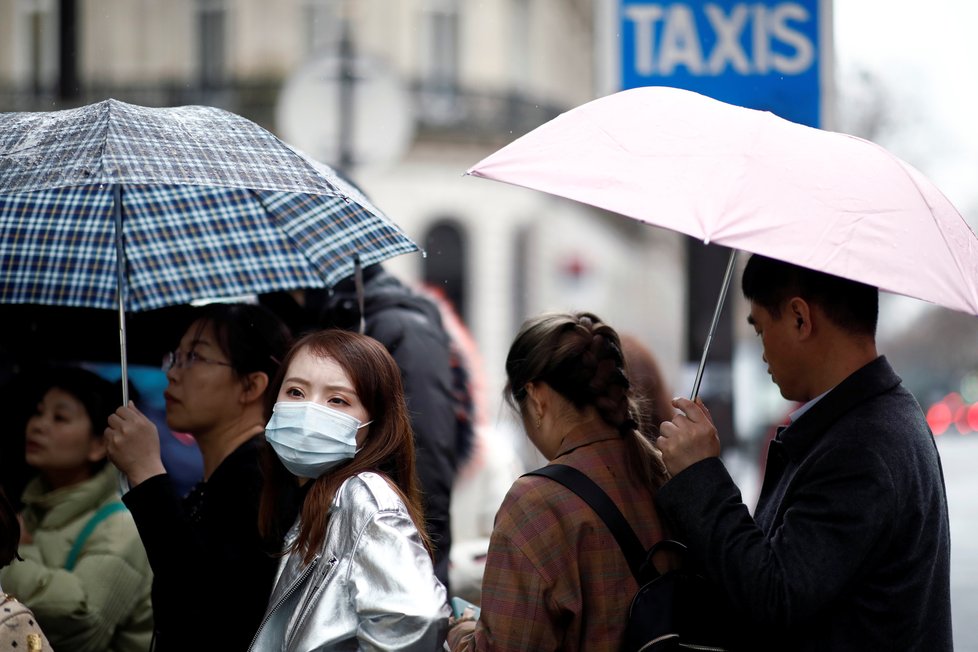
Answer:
[
  {"left": 0, "top": 99, "right": 418, "bottom": 408},
  {"left": 0, "top": 99, "right": 418, "bottom": 312},
  {"left": 467, "top": 86, "right": 978, "bottom": 317}
]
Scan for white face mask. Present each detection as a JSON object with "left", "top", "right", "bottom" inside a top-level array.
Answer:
[{"left": 264, "top": 401, "right": 372, "bottom": 479}]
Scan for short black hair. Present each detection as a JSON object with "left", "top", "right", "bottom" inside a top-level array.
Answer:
[
  {"left": 741, "top": 254, "right": 879, "bottom": 336},
  {"left": 29, "top": 366, "right": 121, "bottom": 474},
  {"left": 36, "top": 367, "right": 120, "bottom": 437},
  {"left": 190, "top": 303, "right": 292, "bottom": 381}
]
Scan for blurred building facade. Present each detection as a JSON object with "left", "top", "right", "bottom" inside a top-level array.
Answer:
[{"left": 0, "top": 0, "right": 686, "bottom": 405}]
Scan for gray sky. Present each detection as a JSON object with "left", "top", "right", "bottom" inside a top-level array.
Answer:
[
  {"left": 834, "top": 1, "right": 978, "bottom": 333},
  {"left": 835, "top": 0, "right": 978, "bottom": 227}
]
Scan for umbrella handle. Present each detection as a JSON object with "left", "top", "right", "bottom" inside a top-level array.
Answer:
[{"left": 689, "top": 248, "right": 737, "bottom": 401}]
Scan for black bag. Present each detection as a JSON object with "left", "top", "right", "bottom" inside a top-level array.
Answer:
[{"left": 526, "top": 464, "right": 735, "bottom": 652}]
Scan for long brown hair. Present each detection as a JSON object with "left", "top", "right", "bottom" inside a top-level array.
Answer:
[{"left": 258, "top": 329, "right": 429, "bottom": 564}]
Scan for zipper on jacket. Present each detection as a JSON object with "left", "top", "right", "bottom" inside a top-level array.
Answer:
[
  {"left": 247, "top": 554, "right": 321, "bottom": 651},
  {"left": 286, "top": 556, "right": 339, "bottom": 648}
]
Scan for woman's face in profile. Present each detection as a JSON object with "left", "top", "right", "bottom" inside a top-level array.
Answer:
[
  {"left": 25, "top": 388, "right": 104, "bottom": 482},
  {"left": 163, "top": 319, "right": 239, "bottom": 435},
  {"left": 277, "top": 347, "right": 372, "bottom": 446}
]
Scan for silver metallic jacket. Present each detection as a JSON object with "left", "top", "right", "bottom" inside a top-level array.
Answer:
[{"left": 248, "top": 472, "right": 450, "bottom": 651}]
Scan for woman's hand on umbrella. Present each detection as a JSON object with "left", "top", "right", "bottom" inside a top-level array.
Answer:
[
  {"left": 656, "top": 397, "right": 721, "bottom": 477},
  {"left": 105, "top": 401, "right": 166, "bottom": 487}
]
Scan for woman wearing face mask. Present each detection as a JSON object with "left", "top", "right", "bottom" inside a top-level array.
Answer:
[
  {"left": 249, "top": 329, "right": 449, "bottom": 652},
  {"left": 104, "top": 303, "right": 294, "bottom": 652}
]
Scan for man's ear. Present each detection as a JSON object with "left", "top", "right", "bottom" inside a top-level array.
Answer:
[
  {"left": 240, "top": 371, "right": 270, "bottom": 404},
  {"left": 787, "top": 297, "right": 813, "bottom": 339}
]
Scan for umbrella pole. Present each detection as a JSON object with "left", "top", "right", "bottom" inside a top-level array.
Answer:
[
  {"left": 113, "top": 184, "right": 129, "bottom": 407},
  {"left": 689, "top": 248, "right": 737, "bottom": 401}
]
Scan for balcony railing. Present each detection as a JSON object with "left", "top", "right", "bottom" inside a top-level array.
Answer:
[{"left": 0, "top": 80, "right": 565, "bottom": 145}]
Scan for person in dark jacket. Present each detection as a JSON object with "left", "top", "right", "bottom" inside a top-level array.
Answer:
[
  {"left": 104, "top": 304, "right": 295, "bottom": 652},
  {"left": 312, "top": 263, "right": 462, "bottom": 590},
  {"left": 655, "top": 255, "right": 952, "bottom": 651}
]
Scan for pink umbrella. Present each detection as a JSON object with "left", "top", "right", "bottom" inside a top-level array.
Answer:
[{"left": 467, "top": 86, "right": 978, "bottom": 395}]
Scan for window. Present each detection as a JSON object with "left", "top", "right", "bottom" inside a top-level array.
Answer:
[
  {"left": 419, "top": 0, "right": 460, "bottom": 121},
  {"left": 512, "top": 223, "right": 532, "bottom": 332},
  {"left": 302, "top": 0, "right": 343, "bottom": 56},
  {"left": 509, "top": 0, "right": 530, "bottom": 93},
  {"left": 423, "top": 220, "right": 467, "bottom": 321},
  {"left": 16, "top": 0, "right": 58, "bottom": 93},
  {"left": 196, "top": 0, "right": 227, "bottom": 88}
]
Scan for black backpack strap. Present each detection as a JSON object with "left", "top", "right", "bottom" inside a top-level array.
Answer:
[{"left": 524, "top": 464, "right": 646, "bottom": 581}]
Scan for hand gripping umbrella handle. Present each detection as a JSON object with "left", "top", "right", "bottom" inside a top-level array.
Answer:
[{"left": 690, "top": 249, "right": 737, "bottom": 401}]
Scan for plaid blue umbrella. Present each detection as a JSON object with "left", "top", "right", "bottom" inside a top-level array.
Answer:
[
  {"left": 0, "top": 99, "right": 418, "bottom": 311},
  {"left": 0, "top": 99, "right": 419, "bottom": 400}
]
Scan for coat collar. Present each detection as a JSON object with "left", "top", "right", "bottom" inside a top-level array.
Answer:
[
  {"left": 20, "top": 464, "right": 120, "bottom": 530},
  {"left": 551, "top": 422, "right": 620, "bottom": 461},
  {"left": 776, "top": 356, "right": 902, "bottom": 460}
]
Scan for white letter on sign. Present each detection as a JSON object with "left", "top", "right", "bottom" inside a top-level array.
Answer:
[
  {"left": 753, "top": 4, "right": 769, "bottom": 73},
  {"left": 770, "top": 3, "right": 814, "bottom": 74},
  {"left": 659, "top": 5, "right": 704, "bottom": 74},
  {"left": 705, "top": 4, "right": 750, "bottom": 74},
  {"left": 624, "top": 5, "right": 665, "bottom": 75}
]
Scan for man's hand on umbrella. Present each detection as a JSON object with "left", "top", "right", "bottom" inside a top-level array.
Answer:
[
  {"left": 657, "top": 397, "right": 721, "bottom": 477},
  {"left": 105, "top": 402, "right": 166, "bottom": 488}
]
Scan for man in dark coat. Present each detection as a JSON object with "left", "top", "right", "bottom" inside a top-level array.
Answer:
[
  {"left": 304, "top": 263, "right": 464, "bottom": 590},
  {"left": 655, "top": 255, "right": 952, "bottom": 651}
]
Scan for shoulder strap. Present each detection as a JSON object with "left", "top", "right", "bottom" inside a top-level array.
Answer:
[
  {"left": 524, "top": 464, "right": 646, "bottom": 580},
  {"left": 64, "top": 502, "right": 128, "bottom": 571}
]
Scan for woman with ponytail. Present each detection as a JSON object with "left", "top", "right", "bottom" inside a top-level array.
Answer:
[{"left": 449, "top": 312, "right": 670, "bottom": 651}]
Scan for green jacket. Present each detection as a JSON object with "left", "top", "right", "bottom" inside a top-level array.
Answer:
[{"left": 0, "top": 465, "right": 154, "bottom": 652}]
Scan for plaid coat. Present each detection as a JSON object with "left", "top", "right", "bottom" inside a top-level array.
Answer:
[{"left": 456, "top": 424, "right": 665, "bottom": 651}]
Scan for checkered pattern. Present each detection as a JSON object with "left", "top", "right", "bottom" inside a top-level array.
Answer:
[
  {"left": 0, "top": 100, "right": 418, "bottom": 312},
  {"left": 454, "top": 426, "right": 667, "bottom": 651}
]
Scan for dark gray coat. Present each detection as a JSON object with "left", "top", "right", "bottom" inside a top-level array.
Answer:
[{"left": 656, "top": 356, "right": 952, "bottom": 651}]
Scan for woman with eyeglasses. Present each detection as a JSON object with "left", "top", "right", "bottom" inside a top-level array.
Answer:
[{"left": 104, "top": 303, "right": 294, "bottom": 652}]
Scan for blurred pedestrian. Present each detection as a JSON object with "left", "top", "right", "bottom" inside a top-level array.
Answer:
[
  {"left": 619, "top": 333, "right": 674, "bottom": 439},
  {"left": 655, "top": 255, "right": 952, "bottom": 651},
  {"left": 0, "top": 485, "right": 53, "bottom": 652},
  {"left": 448, "top": 312, "right": 669, "bottom": 651},
  {"left": 1, "top": 367, "right": 153, "bottom": 651},
  {"left": 251, "top": 329, "right": 449, "bottom": 651},
  {"left": 104, "top": 303, "right": 294, "bottom": 652}
]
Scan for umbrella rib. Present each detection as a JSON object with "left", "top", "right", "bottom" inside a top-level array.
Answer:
[{"left": 851, "top": 134, "right": 978, "bottom": 309}]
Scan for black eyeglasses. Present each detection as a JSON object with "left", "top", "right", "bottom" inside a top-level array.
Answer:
[{"left": 162, "top": 350, "right": 233, "bottom": 373}]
